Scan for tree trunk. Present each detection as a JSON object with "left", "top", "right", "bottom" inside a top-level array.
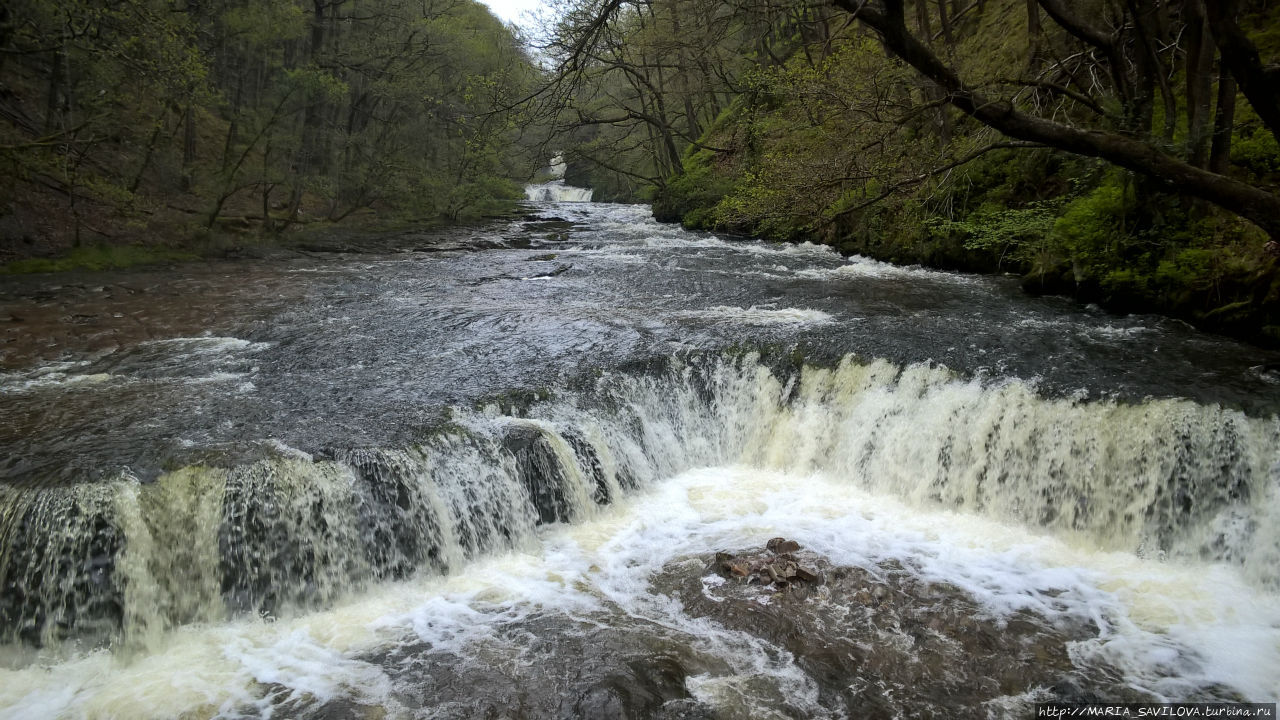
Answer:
[
  {"left": 668, "top": 4, "right": 702, "bottom": 141},
  {"left": 181, "top": 102, "right": 196, "bottom": 192},
  {"left": 1209, "top": 71, "right": 1237, "bottom": 174},
  {"left": 0, "top": 4, "right": 10, "bottom": 75},
  {"left": 1025, "top": 0, "right": 1041, "bottom": 69},
  {"left": 1205, "top": 0, "right": 1280, "bottom": 146},
  {"left": 914, "top": 0, "right": 950, "bottom": 142},
  {"left": 937, "top": 0, "right": 954, "bottom": 45},
  {"left": 914, "top": 0, "right": 933, "bottom": 44},
  {"left": 1184, "top": 0, "right": 1215, "bottom": 167},
  {"left": 44, "top": 44, "right": 68, "bottom": 133},
  {"left": 262, "top": 140, "right": 274, "bottom": 233},
  {"left": 288, "top": 0, "right": 328, "bottom": 221},
  {"left": 130, "top": 121, "right": 163, "bottom": 193},
  {"left": 639, "top": 49, "right": 682, "bottom": 175}
]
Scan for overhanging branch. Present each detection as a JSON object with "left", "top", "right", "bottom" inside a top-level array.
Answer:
[{"left": 832, "top": 0, "right": 1280, "bottom": 239}]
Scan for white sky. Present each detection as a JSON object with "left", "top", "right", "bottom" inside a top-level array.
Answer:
[{"left": 481, "top": 0, "right": 550, "bottom": 28}]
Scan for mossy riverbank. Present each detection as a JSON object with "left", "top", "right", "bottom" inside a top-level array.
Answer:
[
  {"left": 0, "top": 202, "right": 535, "bottom": 275},
  {"left": 653, "top": 138, "right": 1280, "bottom": 349}
]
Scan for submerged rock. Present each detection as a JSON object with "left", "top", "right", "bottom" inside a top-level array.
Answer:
[{"left": 281, "top": 615, "right": 718, "bottom": 720}]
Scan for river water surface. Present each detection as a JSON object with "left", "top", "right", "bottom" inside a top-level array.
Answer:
[{"left": 1, "top": 202, "right": 1278, "bottom": 718}]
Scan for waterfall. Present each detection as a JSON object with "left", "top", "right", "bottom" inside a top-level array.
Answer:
[
  {"left": 524, "top": 153, "right": 594, "bottom": 202},
  {"left": 1, "top": 352, "right": 1276, "bottom": 649},
  {"left": 524, "top": 181, "right": 594, "bottom": 202}
]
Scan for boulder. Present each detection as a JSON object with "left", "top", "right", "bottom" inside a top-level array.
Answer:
[{"left": 765, "top": 537, "right": 801, "bottom": 554}]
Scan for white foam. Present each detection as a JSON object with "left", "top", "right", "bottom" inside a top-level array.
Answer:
[
  {"left": 260, "top": 439, "right": 314, "bottom": 462},
  {"left": 524, "top": 181, "right": 593, "bottom": 202},
  {"left": 1090, "top": 324, "right": 1155, "bottom": 339},
  {"left": 140, "top": 336, "right": 273, "bottom": 355},
  {"left": 789, "top": 255, "right": 977, "bottom": 283},
  {"left": 183, "top": 371, "right": 249, "bottom": 384},
  {"left": 0, "top": 336, "right": 270, "bottom": 394},
  {"left": 677, "top": 305, "right": 835, "bottom": 326},
  {"left": 0, "top": 364, "right": 115, "bottom": 394}
]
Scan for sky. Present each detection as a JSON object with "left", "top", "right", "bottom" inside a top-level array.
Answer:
[{"left": 481, "top": 0, "right": 549, "bottom": 27}]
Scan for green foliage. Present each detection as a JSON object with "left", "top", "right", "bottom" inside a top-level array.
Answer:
[
  {"left": 552, "top": 0, "right": 788, "bottom": 201},
  {"left": 654, "top": 150, "right": 737, "bottom": 228},
  {"left": 221, "top": 1, "right": 307, "bottom": 48},
  {"left": 0, "top": 245, "right": 199, "bottom": 274},
  {"left": 550, "top": 0, "right": 1280, "bottom": 343},
  {"left": 1048, "top": 183, "right": 1130, "bottom": 265},
  {"left": 444, "top": 176, "right": 525, "bottom": 221},
  {"left": 931, "top": 201, "right": 1059, "bottom": 258},
  {"left": 1231, "top": 127, "right": 1280, "bottom": 177},
  {"left": 283, "top": 68, "right": 348, "bottom": 102}
]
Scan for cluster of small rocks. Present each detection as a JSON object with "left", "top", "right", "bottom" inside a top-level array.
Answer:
[{"left": 711, "top": 537, "right": 823, "bottom": 590}]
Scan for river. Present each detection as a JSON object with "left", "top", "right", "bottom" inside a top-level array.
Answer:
[{"left": 1, "top": 201, "right": 1278, "bottom": 718}]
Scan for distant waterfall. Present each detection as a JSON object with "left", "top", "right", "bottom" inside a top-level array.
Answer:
[
  {"left": 524, "top": 181, "right": 594, "bottom": 202},
  {"left": 524, "top": 153, "right": 594, "bottom": 202}
]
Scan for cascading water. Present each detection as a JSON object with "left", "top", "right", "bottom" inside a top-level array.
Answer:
[
  {"left": 2, "top": 353, "right": 1279, "bottom": 716},
  {"left": 2, "top": 202, "right": 1279, "bottom": 718},
  {"left": 524, "top": 154, "right": 594, "bottom": 202}
]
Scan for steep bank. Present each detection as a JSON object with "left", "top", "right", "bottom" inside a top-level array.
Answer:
[{"left": 655, "top": 143, "right": 1280, "bottom": 348}]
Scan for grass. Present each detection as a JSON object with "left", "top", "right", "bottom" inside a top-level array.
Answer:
[{"left": 0, "top": 244, "right": 201, "bottom": 274}]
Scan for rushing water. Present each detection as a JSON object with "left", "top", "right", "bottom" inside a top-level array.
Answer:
[
  {"left": 1, "top": 202, "right": 1279, "bottom": 718},
  {"left": 525, "top": 155, "right": 594, "bottom": 202},
  {"left": 524, "top": 180, "right": 594, "bottom": 202}
]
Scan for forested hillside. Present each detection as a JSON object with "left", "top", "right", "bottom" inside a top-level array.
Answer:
[
  {"left": 548, "top": 0, "right": 1280, "bottom": 344},
  {"left": 0, "top": 0, "right": 541, "bottom": 268}
]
